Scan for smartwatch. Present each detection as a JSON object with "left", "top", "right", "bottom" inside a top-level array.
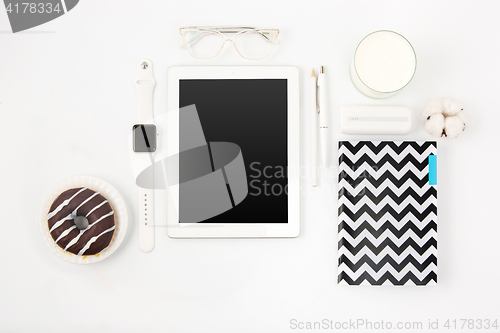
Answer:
[{"left": 133, "top": 59, "right": 157, "bottom": 253}]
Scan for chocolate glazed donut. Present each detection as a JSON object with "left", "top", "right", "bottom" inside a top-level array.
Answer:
[{"left": 47, "top": 187, "right": 115, "bottom": 256}]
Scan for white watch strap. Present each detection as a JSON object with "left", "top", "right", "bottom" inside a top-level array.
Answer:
[
  {"left": 135, "top": 59, "right": 156, "bottom": 123},
  {"left": 138, "top": 187, "right": 155, "bottom": 252},
  {"left": 136, "top": 58, "right": 156, "bottom": 252}
]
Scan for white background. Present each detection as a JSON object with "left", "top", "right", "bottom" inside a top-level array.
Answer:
[{"left": 1, "top": 1, "right": 499, "bottom": 332}]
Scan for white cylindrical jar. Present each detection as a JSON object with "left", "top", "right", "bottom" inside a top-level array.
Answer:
[{"left": 350, "top": 30, "right": 417, "bottom": 99}]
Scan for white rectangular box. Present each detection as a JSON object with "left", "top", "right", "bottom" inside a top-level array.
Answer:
[{"left": 340, "top": 105, "right": 412, "bottom": 135}]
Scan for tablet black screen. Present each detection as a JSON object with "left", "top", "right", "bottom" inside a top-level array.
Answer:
[{"left": 179, "top": 79, "right": 288, "bottom": 223}]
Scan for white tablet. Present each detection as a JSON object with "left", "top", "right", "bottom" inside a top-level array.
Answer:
[{"left": 165, "top": 66, "right": 300, "bottom": 238}]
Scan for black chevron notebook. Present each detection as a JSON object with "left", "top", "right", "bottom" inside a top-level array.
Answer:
[{"left": 338, "top": 141, "right": 438, "bottom": 286}]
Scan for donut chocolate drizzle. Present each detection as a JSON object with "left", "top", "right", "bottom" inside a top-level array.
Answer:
[{"left": 47, "top": 187, "right": 115, "bottom": 256}]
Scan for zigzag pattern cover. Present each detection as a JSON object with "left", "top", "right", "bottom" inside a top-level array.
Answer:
[{"left": 338, "top": 141, "right": 437, "bottom": 286}]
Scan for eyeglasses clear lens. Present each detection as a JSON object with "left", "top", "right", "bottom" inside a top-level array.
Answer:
[
  {"left": 234, "top": 31, "right": 275, "bottom": 59},
  {"left": 184, "top": 31, "right": 224, "bottom": 58}
]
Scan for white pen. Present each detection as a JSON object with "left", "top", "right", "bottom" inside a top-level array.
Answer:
[
  {"left": 318, "top": 66, "right": 329, "bottom": 167},
  {"left": 311, "top": 69, "right": 317, "bottom": 187}
]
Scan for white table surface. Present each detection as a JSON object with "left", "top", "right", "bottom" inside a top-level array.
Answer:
[{"left": 1, "top": 1, "right": 499, "bottom": 332}]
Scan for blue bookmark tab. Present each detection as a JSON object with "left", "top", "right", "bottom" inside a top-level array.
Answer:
[{"left": 428, "top": 155, "right": 437, "bottom": 185}]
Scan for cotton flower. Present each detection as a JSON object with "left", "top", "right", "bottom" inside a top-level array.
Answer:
[
  {"left": 456, "top": 110, "right": 471, "bottom": 129},
  {"left": 444, "top": 116, "right": 465, "bottom": 138},
  {"left": 423, "top": 98, "right": 444, "bottom": 119},
  {"left": 423, "top": 98, "right": 470, "bottom": 138},
  {"left": 425, "top": 114, "right": 445, "bottom": 137},
  {"left": 442, "top": 98, "right": 463, "bottom": 116}
]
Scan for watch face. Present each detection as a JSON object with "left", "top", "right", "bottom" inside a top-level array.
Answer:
[{"left": 133, "top": 124, "right": 157, "bottom": 152}]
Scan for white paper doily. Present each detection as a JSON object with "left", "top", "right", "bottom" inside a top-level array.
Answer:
[{"left": 39, "top": 175, "right": 128, "bottom": 264}]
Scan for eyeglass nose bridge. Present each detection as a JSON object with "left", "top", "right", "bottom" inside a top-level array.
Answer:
[{"left": 218, "top": 38, "right": 236, "bottom": 55}]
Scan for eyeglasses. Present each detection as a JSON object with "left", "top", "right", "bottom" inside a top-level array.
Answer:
[{"left": 180, "top": 26, "right": 279, "bottom": 60}]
